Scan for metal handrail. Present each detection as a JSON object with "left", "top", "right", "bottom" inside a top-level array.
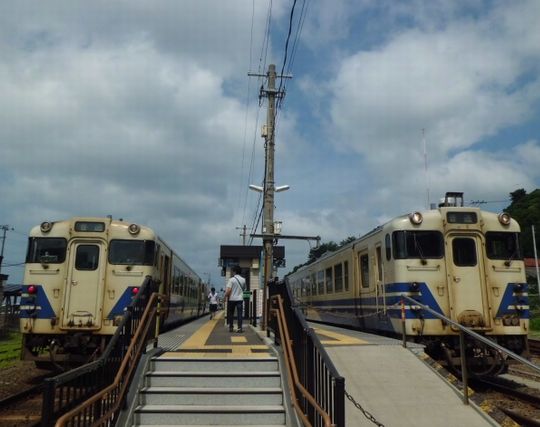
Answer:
[
  {"left": 400, "top": 294, "right": 540, "bottom": 404},
  {"left": 401, "top": 295, "right": 539, "bottom": 372},
  {"left": 40, "top": 277, "right": 158, "bottom": 426},
  {"left": 54, "top": 292, "right": 162, "bottom": 426},
  {"left": 270, "top": 294, "right": 335, "bottom": 427},
  {"left": 268, "top": 279, "right": 344, "bottom": 426}
]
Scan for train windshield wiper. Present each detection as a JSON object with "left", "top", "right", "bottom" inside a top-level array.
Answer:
[{"left": 413, "top": 233, "right": 426, "bottom": 263}]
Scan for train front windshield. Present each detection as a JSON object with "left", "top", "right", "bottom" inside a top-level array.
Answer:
[
  {"left": 26, "top": 238, "right": 67, "bottom": 263},
  {"left": 485, "top": 232, "right": 521, "bottom": 260},
  {"left": 393, "top": 231, "right": 444, "bottom": 259},
  {"left": 108, "top": 240, "right": 156, "bottom": 265}
]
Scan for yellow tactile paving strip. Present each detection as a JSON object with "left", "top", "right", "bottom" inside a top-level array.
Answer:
[
  {"left": 313, "top": 327, "right": 369, "bottom": 346},
  {"left": 160, "top": 311, "right": 271, "bottom": 358}
]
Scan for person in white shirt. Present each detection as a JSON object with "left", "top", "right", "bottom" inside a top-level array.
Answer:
[
  {"left": 225, "top": 265, "right": 246, "bottom": 332},
  {"left": 208, "top": 287, "right": 219, "bottom": 319}
]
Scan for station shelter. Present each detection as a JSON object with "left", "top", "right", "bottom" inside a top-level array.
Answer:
[{"left": 219, "top": 245, "right": 285, "bottom": 320}]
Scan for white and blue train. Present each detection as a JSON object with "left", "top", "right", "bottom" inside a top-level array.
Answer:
[
  {"left": 288, "top": 193, "right": 529, "bottom": 375},
  {"left": 19, "top": 217, "right": 207, "bottom": 367}
]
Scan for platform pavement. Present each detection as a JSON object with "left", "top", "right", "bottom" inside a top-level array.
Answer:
[
  {"left": 315, "top": 324, "right": 501, "bottom": 427},
  {"left": 157, "top": 310, "right": 273, "bottom": 357},
  {"left": 155, "top": 314, "right": 505, "bottom": 426}
]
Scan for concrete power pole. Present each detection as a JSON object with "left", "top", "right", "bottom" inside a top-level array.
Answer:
[
  {"left": 236, "top": 225, "right": 248, "bottom": 245},
  {"left": 0, "top": 225, "right": 13, "bottom": 279},
  {"left": 248, "top": 64, "right": 290, "bottom": 330},
  {"left": 261, "top": 64, "right": 278, "bottom": 331}
]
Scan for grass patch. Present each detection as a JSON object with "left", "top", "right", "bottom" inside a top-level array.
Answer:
[{"left": 0, "top": 331, "right": 22, "bottom": 368}]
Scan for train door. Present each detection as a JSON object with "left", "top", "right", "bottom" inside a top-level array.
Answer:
[
  {"left": 375, "top": 245, "right": 385, "bottom": 313},
  {"left": 62, "top": 241, "right": 105, "bottom": 329},
  {"left": 445, "top": 234, "right": 491, "bottom": 328},
  {"left": 356, "top": 250, "right": 370, "bottom": 318}
]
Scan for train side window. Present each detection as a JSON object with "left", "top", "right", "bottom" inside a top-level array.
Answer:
[
  {"left": 385, "top": 234, "right": 391, "bottom": 261},
  {"left": 452, "top": 238, "right": 477, "bottom": 266},
  {"left": 334, "top": 263, "right": 343, "bottom": 293},
  {"left": 325, "top": 267, "right": 333, "bottom": 293},
  {"left": 344, "top": 261, "right": 349, "bottom": 291},
  {"left": 75, "top": 245, "right": 99, "bottom": 270},
  {"left": 311, "top": 273, "right": 317, "bottom": 296},
  {"left": 359, "top": 254, "right": 369, "bottom": 288},
  {"left": 317, "top": 270, "right": 325, "bottom": 294},
  {"left": 303, "top": 278, "right": 310, "bottom": 296}
]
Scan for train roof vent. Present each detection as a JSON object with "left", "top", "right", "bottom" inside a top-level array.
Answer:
[{"left": 439, "top": 192, "right": 464, "bottom": 208}]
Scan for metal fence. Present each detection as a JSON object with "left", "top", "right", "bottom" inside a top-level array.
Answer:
[
  {"left": 40, "top": 276, "right": 159, "bottom": 426},
  {"left": 268, "top": 279, "right": 345, "bottom": 427}
]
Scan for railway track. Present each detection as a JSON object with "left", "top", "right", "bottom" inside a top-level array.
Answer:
[
  {"left": 530, "top": 338, "right": 540, "bottom": 356},
  {"left": 472, "top": 377, "right": 540, "bottom": 426},
  {"left": 0, "top": 383, "right": 43, "bottom": 427}
]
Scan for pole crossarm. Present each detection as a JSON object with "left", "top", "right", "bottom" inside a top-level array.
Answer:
[{"left": 250, "top": 234, "right": 321, "bottom": 244}]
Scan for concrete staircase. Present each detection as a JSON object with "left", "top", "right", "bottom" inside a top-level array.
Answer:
[{"left": 133, "top": 355, "right": 287, "bottom": 426}]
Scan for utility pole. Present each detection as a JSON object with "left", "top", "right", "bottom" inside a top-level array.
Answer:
[
  {"left": 236, "top": 225, "right": 248, "bottom": 245},
  {"left": 262, "top": 64, "right": 277, "bottom": 332},
  {"left": 0, "top": 225, "right": 13, "bottom": 279},
  {"left": 248, "top": 64, "right": 291, "bottom": 330},
  {"left": 533, "top": 225, "right": 540, "bottom": 293}
]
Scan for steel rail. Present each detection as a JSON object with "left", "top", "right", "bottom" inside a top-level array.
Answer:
[
  {"left": 54, "top": 292, "right": 162, "bottom": 427},
  {"left": 271, "top": 294, "right": 335, "bottom": 427}
]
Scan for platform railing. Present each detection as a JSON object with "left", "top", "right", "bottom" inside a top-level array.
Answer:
[
  {"left": 268, "top": 280, "right": 344, "bottom": 427},
  {"left": 400, "top": 294, "right": 540, "bottom": 405},
  {"left": 40, "top": 277, "right": 160, "bottom": 427}
]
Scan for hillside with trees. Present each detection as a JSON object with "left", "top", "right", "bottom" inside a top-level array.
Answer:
[{"left": 504, "top": 189, "right": 540, "bottom": 258}]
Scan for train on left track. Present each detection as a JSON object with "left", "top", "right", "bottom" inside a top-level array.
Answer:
[{"left": 19, "top": 217, "right": 207, "bottom": 368}]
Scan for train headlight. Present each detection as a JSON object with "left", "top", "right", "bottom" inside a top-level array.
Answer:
[
  {"left": 511, "top": 316, "right": 520, "bottom": 326},
  {"left": 408, "top": 212, "right": 423, "bottom": 225},
  {"left": 498, "top": 212, "right": 511, "bottom": 226},
  {"left": 128, "top": 223, "right": 140, "bottom": 235},
  {"left": 40, "top": 221, "right": 53, "bottom": 233},
  {"left": 27, "top": 285, "right": 37, "bottom": 295},
  {"left": 132, "top": 287, "right": 140, "bottom": 295}
]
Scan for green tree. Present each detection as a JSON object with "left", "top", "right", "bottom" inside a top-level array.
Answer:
[{"left": 505, "top": 189, "right": 540, "bottom": 258}]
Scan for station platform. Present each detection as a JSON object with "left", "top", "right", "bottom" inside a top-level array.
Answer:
[
  {"left": 132, "top": 312, "right": 507, "bottom": 427},
  {"left": 309, "top": 323, "right": 502, "bottom": 427}
]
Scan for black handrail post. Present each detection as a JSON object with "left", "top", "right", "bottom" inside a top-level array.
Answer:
[
  {"left": 459, "top": 330, "right": 469, "bottom": 405},
  {"left": 41, "top": 378, "right": 56, "bottom": 427},
  {"left": 154, "top": 294, "right": 161, "bottom": 349},
  {"left": 253, "top": 289, "right": 258, "bottom": 327},
  {"left": 334, "top": 376, "right": 345, "bottom": 427},
  {"left": 401, "top": 297, "right": 407, "bottom": 348}
]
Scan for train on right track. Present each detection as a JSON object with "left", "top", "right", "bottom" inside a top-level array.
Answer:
[{"left": 288, "top": 192, "right": 529, "bottom": 376}]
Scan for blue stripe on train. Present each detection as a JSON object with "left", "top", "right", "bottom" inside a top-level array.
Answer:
[
  {"left": 307, "top": 282, "right": 529, "bottom": 320},
  {"left": 19, "top": 285, "right": 55, "bottom": 319},
  {"left": 307, "top": 282, "right": 444, "bottom": 319},
  {"left": 495, "top": 283, "right": 529, "bottom": 318},
  {"left": 107, "top": 287, "right": 139, "bottom": 319}
]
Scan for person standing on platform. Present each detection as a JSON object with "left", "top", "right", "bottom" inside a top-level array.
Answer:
[
  {"left": 208, "top": 287, "right": 219, "bottom": 319},
  {"left": 225, "top": 265, "right": 246, "bottom": 332}
]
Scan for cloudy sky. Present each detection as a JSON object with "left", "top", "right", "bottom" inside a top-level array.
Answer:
[{"left": 1, "top": 0, "right": 539, "bottom": 286}]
